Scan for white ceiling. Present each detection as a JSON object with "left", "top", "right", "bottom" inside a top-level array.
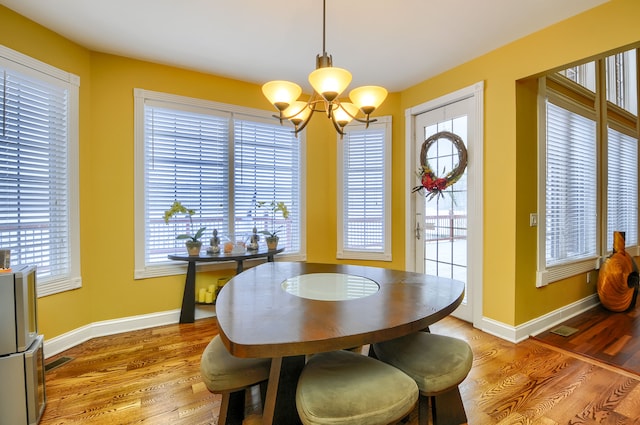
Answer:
[{"left": 1, "top": 0, "right": 608, "bottom": 92}]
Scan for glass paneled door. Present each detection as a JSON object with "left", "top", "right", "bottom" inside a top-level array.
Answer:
[{"left": 414, "top": 97, "right": 476, "bottom": 322}]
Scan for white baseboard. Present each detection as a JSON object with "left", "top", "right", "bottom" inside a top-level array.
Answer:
[
  {"left": 477, "top": 294, "right": 600, "bottom": 343},
  {"left": 43, "top": 305, "right": 216, "bottom": 359},
  {"left": 43, "top": 295, "right": 600, "bottom": 358}
]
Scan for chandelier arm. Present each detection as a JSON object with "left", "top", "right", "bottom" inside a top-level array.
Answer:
[
  {"left": 335, "top": 102, "right": 378, "bottom": 127},
  {"left": 278, "top": 104, "right": 311, "bottom": 121},
  {"left": 293, "top": 108, "right": 316, "bottom": 135},
  {"left": 330, "top": 115, "right": 346, "bottom": 137},
  {"left": 351, "top": 116, "right": 378, "bottom": 127}
]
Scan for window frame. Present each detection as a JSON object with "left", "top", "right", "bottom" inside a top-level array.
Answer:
[
  {"left": 0, "top": 45, "right": 81, "bottom": 297},
  {"left": 337, "top": 116, "right": 392, "bottom": 261},
  {"left": 536, "top": 50, "right": 639, "bottom": 287},
  {"left": 133, "top": 89, "right": 306, "bottom": 279}
]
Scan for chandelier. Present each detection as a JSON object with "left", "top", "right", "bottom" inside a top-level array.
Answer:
[{"left": 262, "top": 0, "right": 388, "bottom": 137}]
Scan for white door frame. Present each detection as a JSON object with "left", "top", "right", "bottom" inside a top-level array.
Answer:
[{"left": 404, "top": 81, "right": 484, "bottom": 328}]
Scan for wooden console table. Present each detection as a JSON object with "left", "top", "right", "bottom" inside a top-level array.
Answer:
[{"left": 168, "top": 247, "right": 284, "bottom": 323}]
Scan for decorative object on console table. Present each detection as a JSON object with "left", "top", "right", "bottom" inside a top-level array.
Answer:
[
  {"left": 257, "top": 200, "right": 289, "bottom": 250},
  {"left": 0, "top": 249, "right": 10, "bottom": 271},
  {"left": 163, "top": 201, "right": 206, "bottom": 256},
  {"left": 266, "top": 235, "right": 279, "bottom": 250},
  {"left": 247, "top": 226, "right": 260, "bottom": 251},
  {"left": 207, "top": 229, "right": 221, "bottom": 254}
]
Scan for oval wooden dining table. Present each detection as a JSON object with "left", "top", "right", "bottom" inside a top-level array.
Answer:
[{"left": 215, "top": 262, "right": 465, "bottom": 425}]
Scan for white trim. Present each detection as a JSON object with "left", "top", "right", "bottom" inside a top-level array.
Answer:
[
  {"left": 404, "top": 81, "right": 484, "bottom": 329},
  {"left": 536, "top": 257, "right": 601, "bottom": 287},
  {"left": 337, "top": 116, "right": 392, "bottom": 261},
  {"left": 0, "top": 44, "right": 79, "bottom": 85},
  {"left": 478, "top": 293, "right": 600, "bottom": 343},
  {"left": 43, "top": 307, "right": 217, "bottom": 359},
  {"left": 0, "top": 44, "right": 82, "bottom": 297}
]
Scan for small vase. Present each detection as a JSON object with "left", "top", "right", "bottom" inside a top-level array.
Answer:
[
  {"left": 185, "top": 240, "right": 202, "bottom": 256},
  {"left": 266, "top": 236, "right": 279, "bottom": 250}
]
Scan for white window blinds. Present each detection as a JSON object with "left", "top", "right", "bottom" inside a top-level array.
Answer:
[
  {"left": 234, "top": 118, "right": 300, "bottom": 251},
  {"left": 337, "top": 117, "right": 391, "bottom": 261},
  {"left": 607, "top": 126, "right": 638, "bottom": 251},
  {"left": 143, "top": 104, "right": 230, "bottom": 264},
  {"left": 545, "top": 99, "right": 597, "bottom": 267},
  {"left": 0, "top": 46, "right": 80, "bottom": 296},
  {"left": 135, "top": 90, "right": 303, "bottom": 274}
]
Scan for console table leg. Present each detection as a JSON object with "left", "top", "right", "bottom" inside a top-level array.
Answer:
[{"left": 179, "top": 261, "right": 196, "bottom": 324}]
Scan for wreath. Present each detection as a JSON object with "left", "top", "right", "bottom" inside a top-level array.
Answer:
[{"left": 412, "top": 131, "right": 468, "bottom": 200}]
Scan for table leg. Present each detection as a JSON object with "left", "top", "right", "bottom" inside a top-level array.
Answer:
[
  {"left": 179, "top": 261, "right": 196, "bottom": 324},
  {"left": 433, "top": 386, "right": 468, "bottom": 425},
  {"left": 262, "top": 356, "right": 305, "bottom": 425},
  {"left": 236, "top": 260, "right": 243, "bottom": 275}
]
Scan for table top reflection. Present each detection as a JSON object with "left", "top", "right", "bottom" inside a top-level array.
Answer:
[{"left": 281, "top": 272, "right": 380, "bottom": 301}]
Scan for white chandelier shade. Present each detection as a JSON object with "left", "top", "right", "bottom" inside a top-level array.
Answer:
[
  {"left": 308, "top": 67, "right": 352, "bottom": 102},
  {"left": 261, "top": 80, "right": 302, "bottom": 111}
]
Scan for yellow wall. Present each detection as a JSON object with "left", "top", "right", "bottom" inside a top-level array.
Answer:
[{"left": 2, "top": 0, "right": 640, "bottom": 339}]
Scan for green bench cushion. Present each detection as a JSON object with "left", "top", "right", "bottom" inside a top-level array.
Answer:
[
  {"left": 200, "top": 335, "right": 271, "bottom": 393},
  {"left": 296, "top": 350, "right": 418, "bottom": 425},
  {"left": 373, "top": 332, "right": 473, "bottom": 395}
]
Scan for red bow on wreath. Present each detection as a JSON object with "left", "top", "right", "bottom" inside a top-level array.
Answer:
[
  {"left": 412, "top": 168, "right": 448, "bottom": 200},
  {"left": 422, "top": 173, "right": 447, "bottom": 192}
]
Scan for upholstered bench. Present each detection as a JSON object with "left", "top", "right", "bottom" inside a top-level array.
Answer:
[
  {"left": 373, "top": 332, "right": 473, "bottom": 425},
  {"left": 200, "top": 335, "right": 271, "bottom": 425},
  {"left": 296, "top": 349, "right": 419, "bottom": 425}
]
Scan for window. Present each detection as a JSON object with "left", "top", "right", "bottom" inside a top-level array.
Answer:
[
  {"left": 134, "top": 89, "right": 304, "bottom": 278},
  {"left": 0, "top": 45, "right": 81, "bottom": 296},
  {"left": 607, "top": 125, "right": 638, "bottom": 251},
  {"left": 544, "top": 98, "right": 597, "bottom": 268},
  {"left": 558, "top": 62, "right": 596, "bottom": 92},
  {"left": 537, "top": 48, "right": 638, "bottom": 286},
  {"left": 337, "top": 117, "right": 391, "bottom": 261},
  {"left": 606, "top": 49, "right": 637, "bottom": 115}
]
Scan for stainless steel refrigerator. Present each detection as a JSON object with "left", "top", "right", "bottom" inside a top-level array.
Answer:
[{"left": 0, "top": 265, "right": 46, "bottom": 425}]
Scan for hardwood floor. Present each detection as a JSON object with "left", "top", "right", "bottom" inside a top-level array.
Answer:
[
  {"left": 533, "top": 302, "right": 640, "bottom": 375},
  {"left": 40, "top": 316, "right": 640, "bottom": 425}
]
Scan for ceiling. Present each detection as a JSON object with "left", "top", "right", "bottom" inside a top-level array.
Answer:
[{"left": 1, "top": 0, "right": 608, "bottom": 93}]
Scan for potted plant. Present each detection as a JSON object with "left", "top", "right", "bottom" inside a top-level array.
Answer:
[
  {"left": 257, "top": 200, "right": 289, "bottom": 250},
  {"left": 163, "top": 201, "right": 206, "bottom": 256}
]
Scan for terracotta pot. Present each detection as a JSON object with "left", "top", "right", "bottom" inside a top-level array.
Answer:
[{"left": 185, "top": 240, "right": 202, "bottom": 256}]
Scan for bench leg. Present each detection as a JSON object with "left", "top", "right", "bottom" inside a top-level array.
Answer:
[{"left": 219, "top": 390, "right": 246, "bottom": 425}]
